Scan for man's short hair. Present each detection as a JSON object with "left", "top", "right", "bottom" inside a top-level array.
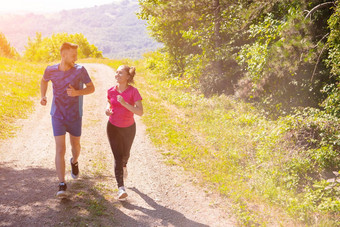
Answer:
[{"left": 60, "top": 42, "right": 78, "bottom": 53}]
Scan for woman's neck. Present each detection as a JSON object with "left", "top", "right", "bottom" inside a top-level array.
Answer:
[{"left": 117, "top": 83, "right": 129, "bottom": 92}]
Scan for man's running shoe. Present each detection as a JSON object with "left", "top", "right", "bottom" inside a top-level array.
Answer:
[
  {"left": 118, "top": 186, "right": 128, "bottom": 200},
  {"left": 123, "top": 166, "right": 128, "bottom": 180},
  {"left": 70, "top": 158, "right": 79, "bottom": 179},
  {"left": 56, "top": 182, "right": 67, "bottom": 197}
]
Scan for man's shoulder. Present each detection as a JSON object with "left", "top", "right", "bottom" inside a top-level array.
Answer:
[
  {"left": 45, "top": 64, "right": 59, "bottom": 72},
  {"left": 73, "top": 64, "right": 90, "bottom": 76},
  {"left": 74, "top": 64, "right": 86, "bottom": 71}
]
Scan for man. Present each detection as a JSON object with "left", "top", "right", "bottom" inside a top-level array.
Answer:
[{"left": 40, "top": 42, "right": 95, "bottom": 197}]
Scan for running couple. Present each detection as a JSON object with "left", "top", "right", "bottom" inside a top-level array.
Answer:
[{"left": 40, "top": 42, "right": 143, "bottom": 199}]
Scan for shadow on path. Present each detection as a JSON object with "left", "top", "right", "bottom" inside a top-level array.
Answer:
[
  {"left": 1, "top": 163, "right": 212, "bottom": 227},
  {"left": 119, "top": 187, "right": 209, "bottom": 227},
  {"left": 0, "top": 163, "right": 57, "bottom": 226}
]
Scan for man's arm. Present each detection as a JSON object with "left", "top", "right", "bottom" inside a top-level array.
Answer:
[
  {"left": 40, "top": 78, "right": 48, "bottom": 106},
  {"left": 67, "top": 81, "right": 95, "bottom": 97}
]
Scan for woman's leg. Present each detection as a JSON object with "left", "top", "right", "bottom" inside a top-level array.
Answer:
[
  {"left": 120, "top": 123, "right": 136, "bottom": 167},
  {"left": 107, "top": 121, "right": 124, "bottom": 188}
]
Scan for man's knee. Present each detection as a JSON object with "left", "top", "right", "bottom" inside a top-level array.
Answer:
[
  {"left": 56, "top": 146, "right": 66, "bottom": 156},
  {"left": 55, "top": 135, "right": 66, "bottom": 155},
  {"left": 70, "top": 136, "right": 81, "bottom": 149}
]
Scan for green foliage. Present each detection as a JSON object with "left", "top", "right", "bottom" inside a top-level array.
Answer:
[
  {"left": 138, "top": 3, "right": 340, "bottom": 224},
  {"left": 326, "top": 3, "right": 340, "bottom": 76},
  {"left": 237, "top": 13, "right": 282, "bottom": 83},
  {"left": 0, "top": 32, "right": 19, "bottom": 59},
  {"left": 139, "top": 0, "right": 245, "bottom": 95},
  {"left": 322, "top": 3, "right": 340, "bottom": 118},
  {"left": 136, "top": 58, "right": 340, "bottom": 225},
  {"left": 138, "top": 0, "right": 202, "bottom": 77},
  {"left": 139, "top": 0, "right": 338, "bottom": 117},
  {"left": 23, "top": 32, "right": 103, "bottom": 62},
  {"left": 321, "top": 83, "right": 340, "bottom": 118},
  {"left": 143, "top": 50, "right": 200, "bottom": 90},
  {"left": 234, "top": 4, "right": 334, "bottom": 118}
]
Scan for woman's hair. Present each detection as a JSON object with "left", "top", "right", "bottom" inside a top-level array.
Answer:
[{"left": 121, "top": 65, "right": 136, "bottom": 84}]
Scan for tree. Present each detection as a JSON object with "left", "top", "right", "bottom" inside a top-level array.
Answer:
[
  {"left": 0, "top": 32, "right": 18, "bottom": 59},
  {"left": 138, "top": 0, "right": 201, "bottom": 76},
  {"left": 24, "top": 32, "right": 103, "bottom": 62},
  {"left": 139, "top": 0, "right": 339, "bottom": 116},
  {"left": 139, "top": 0, "right": 244, "bottom": 95}
]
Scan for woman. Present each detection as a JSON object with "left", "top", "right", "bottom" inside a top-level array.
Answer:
[{"left": 106, "top": 65, "right": 143, "bottom": 199}]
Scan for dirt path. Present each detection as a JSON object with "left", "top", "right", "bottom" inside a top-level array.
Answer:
[{"left": 0, "top": 64, "right": 236, "bottom": 227}]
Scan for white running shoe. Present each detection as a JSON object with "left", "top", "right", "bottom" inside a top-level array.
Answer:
[
  {"left": 123, "top": 167, "right": 128, "bottom": 180},
  {"left": 118, "top": 186, "right": 128, "bottom": 200},
  {"left": 56, "top": 182, "right": 67, "bottom": 198}
]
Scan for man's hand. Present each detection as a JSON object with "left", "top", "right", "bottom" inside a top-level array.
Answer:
[
  {"left": 67, "top": 84, "right": 78, "bottom": 97},
  {"left": 40, "top": 96, "right": 47, "bottom": 106}
]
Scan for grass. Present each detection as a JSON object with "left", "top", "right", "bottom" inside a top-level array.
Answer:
[{"left": 0, "top": 57, "right": 46, "bottom": 139}]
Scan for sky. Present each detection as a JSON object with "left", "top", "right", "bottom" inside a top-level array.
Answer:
[{"left": 0, "top": 0, "right": 123, "bottom": 14}]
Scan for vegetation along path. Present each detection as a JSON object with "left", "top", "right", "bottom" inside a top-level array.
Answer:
[{"left": 0, "top": 63, "right": 236, "bottom": 226}]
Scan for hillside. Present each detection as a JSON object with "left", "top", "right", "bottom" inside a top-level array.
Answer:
[{"left": 0, "top": 0, "right": 161, "bottom": 59}]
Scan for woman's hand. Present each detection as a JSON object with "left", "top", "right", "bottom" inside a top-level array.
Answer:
[
  {"left": 106, "top": 100, "right": 113, "bottom": 116},
  {"left": 116, "top": 95, "right": 143, "bottom": 116},
  {"left": 105, "top": 108, "right": 113, "bottom": 116},
  {"left": 117, "top": 95, "right": 126, "bottom": 105}
]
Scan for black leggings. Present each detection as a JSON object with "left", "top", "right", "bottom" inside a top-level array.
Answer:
[{"left": 107, "top": 121, "right": 136, "bottom": 188}]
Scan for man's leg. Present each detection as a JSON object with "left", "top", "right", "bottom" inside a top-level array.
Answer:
[
  {"left": 55, "top": 135, "right": 66, "bottom": 183},
  {"left": 69, "top": 134, "right": 81, "bottom": 179},
  {"left": 70, "top": 135, "right": 81, "bottom": 163}
]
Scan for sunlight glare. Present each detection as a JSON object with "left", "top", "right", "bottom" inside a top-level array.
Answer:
[{"left": 0, "top": 0, "right": 123, "bottom": 13}]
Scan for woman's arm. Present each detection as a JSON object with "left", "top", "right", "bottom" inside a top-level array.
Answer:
[
  {"left": 117, "top": 95, "right": 143, "bottom": 116},
  {"left": 105, "top": 100, "right": 113, "bottom": 116}
]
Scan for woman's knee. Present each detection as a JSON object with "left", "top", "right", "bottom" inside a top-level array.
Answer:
[{"left": 114, "top": 158, "right": 124, "bottom": 168}]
